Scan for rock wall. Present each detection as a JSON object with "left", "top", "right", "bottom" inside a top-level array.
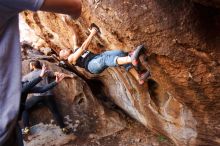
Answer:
[
  {"left": 21, "top": 53, "right": 174, "bottom": 146},
  {"left": 193, "top": 0, "right": 220, "bottom": 8},
  {"left": 22, "top": 59, "right": 127, "bottom": 139},
  {"left": 19, "top": 0, "right": 220, "bottom": 145}
]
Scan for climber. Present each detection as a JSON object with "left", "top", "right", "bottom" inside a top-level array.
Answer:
[
  {"left": 59, "top": 26, "right": 150, "bottom": 84},
  {"left": 20, "top": 64, "right": 57, "bottom": 116},
  {"left": 22, "top": 61, "right": 72, "bottom": 135},
  {"left": 18, "top": 64, "right": 65, "bottom": 145},
  {"left": 0, "top": 0, "right": 82, "bottom": 145}
]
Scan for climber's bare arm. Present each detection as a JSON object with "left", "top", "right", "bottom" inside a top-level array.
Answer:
[
  {"left": 40, "top": 0, "right": 82, "bottom": 19},
  {"left": 68, "top": 28, "right": 97, "bottom": 64},
  {"left": 54, "top": 72, "right": 74, "bottom": 78},
  {"left": 62, "top": 74, "right": 74, "bottom": 78}
]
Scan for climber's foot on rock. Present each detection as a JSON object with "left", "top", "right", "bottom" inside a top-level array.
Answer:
[
  {"left": 138, "top": 70, "right": 151, "bottom": 85},
  {"left": 130, "top": 44, "right": 145, "bottom": 67}
]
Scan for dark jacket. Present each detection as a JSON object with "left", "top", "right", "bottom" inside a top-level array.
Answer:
[
  {"left": 22, "top": 70, "right": 55, "bottom": 96},
  {"left": 19, "top": 76, "right": 57, "bottom": 119}
]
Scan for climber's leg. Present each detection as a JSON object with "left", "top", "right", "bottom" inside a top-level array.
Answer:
[
  {"left": 23, "top": 96, "right": 43, "bottom": 127},
  {"left": 16, "top": 124, "right": 24, "bottom": 146},
  {"left": 116, "top": 56, "right": 132, "bottom": 65},
  {"left": 87, "top": 50, "right": 128, "bottom": 74},
  {"left": 87, "top": 45, "right": 145, "bottom": 74},
  {"left": 114, "top": 44, "right": 145, "bottom": 66},
  {"left": 44, "top": 96, "right": 69, "bottom": 134},
  {"left": 44, "top": 96, "right": 65, "bottom": 128}
]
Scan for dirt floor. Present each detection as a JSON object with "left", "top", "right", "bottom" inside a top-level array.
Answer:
[{"left": 24, "top": 116, "right": 174, "bottom": 146}]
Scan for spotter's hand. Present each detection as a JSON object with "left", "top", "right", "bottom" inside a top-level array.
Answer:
[
  {"left": 55, "top": 73, "right": 65, "bottom": 83},
  {"left": 40, "top": 64, "right": 48, "bottom": 78}
]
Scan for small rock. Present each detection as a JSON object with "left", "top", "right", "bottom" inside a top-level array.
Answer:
[
  {"left": 73, "top": 123, "right": 79, "bottom": 128},
  {"left": 135, "top": 138, "right": 141, "bottom": 142},
  {"left": 75, "top": 120, "right": 80, "bottom": 124}
]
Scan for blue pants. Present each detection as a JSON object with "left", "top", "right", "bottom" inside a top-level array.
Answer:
[{"left": 87, "top": 50, "right": 132, "bottom": 74}]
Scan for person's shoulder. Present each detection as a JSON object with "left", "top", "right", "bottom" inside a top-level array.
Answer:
[
  {"left": 35, "top": 69, "right": 42, "bottom": 73},
  {"left": 27, "top": 70, "right": 41, "bottom": 77},
  {"left": 22, "top": 72, "right": 32, "bottom": 81},
  {"left": 30, "top": 70, "right": 40, "bottom": 74},
  {"left": 33, "top": 70, "right": 42, "bottom": 76}
]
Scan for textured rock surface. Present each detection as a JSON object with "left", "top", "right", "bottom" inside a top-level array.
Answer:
[
  {"left": 22, "top": 59, "right": 127, "bottom": 138},
  {"left": 193, "top": 0, "right": 220, "bottom": 8},
  {"left": 21, "top": 54, "right": 173, "bottom": 146},
  {"left": 20, "top": 0, "right": 220, "bottom": 145}
]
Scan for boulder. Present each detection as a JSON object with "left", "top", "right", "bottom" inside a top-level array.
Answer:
[
  {"left": 20, "top": 0, "right": 220, "bottom": 145},
  {"left": 21, "top": 58, "right": 174, "bottom": 146},
  {"left": 22, "top": 59, "right": 127, "bottom": 139}
]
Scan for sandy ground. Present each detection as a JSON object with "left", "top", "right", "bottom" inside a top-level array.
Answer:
[{"left": 24, "top": 117, "right": 174, "bottom": 146}]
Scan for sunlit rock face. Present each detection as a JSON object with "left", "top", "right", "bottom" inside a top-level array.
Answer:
[
  {"left": 22, "top": 59, "right": 127, "bottom": 139},
  {"left": 20, "top": 0, "right": 220, "bottom": 145},
  {"left": 21, "top": 54, "right": 174, "bottom": 146}
]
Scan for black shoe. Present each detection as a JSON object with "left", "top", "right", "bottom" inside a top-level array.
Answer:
[
  {"left": 139, "top": 70, "right": 151, "bottom": 85},
  {"left": 129, "top": 45, "right": 145, "bottom": 67}
]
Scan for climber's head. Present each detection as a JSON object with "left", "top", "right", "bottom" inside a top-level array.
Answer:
[
  {"left": 29, "top": 60, "right": 42, "bottom": 71},
  {"left": 59, "top": 49, "right": 72, "bottom": 60}
]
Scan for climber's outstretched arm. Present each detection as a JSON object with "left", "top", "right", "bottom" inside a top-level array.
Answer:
[
  {"left": 54, "top": 72, "right": 74, "bottom": 78},
  {"left": 30, "top": 73, "right": 65, "bottom": 93},
  {"left": 40, "top": 0, "right": 82, "bottom": 19},
  {"left": 68, "top": 27, "right": 97, "bottom": 64}
]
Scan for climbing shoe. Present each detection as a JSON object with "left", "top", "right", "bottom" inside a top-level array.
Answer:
[
  {"left": 61, "top": 127, "right": 70, "bottom": 134},
  {"left": 23, "top": 127, "right": 30, "bottom": 135},
  {"left": 129, "top": 45, "right": 145, "bottom": 67},
  {"left": 139, "top": 70, "right": 151, "bottom": 85}
]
